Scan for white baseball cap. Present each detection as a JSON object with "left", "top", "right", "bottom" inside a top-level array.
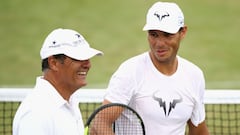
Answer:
[
  {"left": 40, "top": 28, "right": 103, "bottom": 60},
  {"left": 143, "top": 2, "right": 184, "bottom": 34}
]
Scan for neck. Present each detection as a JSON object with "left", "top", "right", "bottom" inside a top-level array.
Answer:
[
  {"left": 43, "top": 71, "right": 72, "bottom": 101},
  {"left": 150, "top": 53, "right": 178, "bottom": 76}
]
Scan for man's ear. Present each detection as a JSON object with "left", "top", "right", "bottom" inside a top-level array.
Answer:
[
  {"left": 47, "top": 56, "right": 59, "bottom": 71},
  {"left": 180, "top": 26, "right": 187, "bottom": 40}
]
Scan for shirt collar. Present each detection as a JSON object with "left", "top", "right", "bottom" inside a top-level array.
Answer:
[{"left": 34, "top": 76, "right": 68, "bottom": 108}]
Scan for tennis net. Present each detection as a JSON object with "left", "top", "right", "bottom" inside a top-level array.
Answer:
[{"left": 0, "top": 88, "right": 240, "bottom": 135}]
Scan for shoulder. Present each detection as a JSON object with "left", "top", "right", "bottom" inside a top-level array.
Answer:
[
  {"left": 16, "top": 85, "right": 62, "bottom": 116},
  {"left": 14, "top": 90, "right": 54, "bottom": 118},
  {"left": 178, "top": 56, "right": 204, "bottom": 76},
  {"left": 13, "top": 94, "right": 52, "bottom": 133},
  {"left": 111, "top": 52, "right": 150, "bottom": 82},
  {"left": 178, "top": 56, "right": 205, "bottom": 90},
  {"left": 117, "top": 52, "right": 149, "bottom": 72}
]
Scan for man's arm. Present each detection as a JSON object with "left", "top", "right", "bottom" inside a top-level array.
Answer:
[
  {"left": 89, "top": 99, "right": 124, "bottom": 135},
  {"left": 187, "top": 120, "right": 209, "bottom": 135}
]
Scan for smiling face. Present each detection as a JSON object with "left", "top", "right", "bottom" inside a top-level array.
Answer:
[
  {"left": 57, "top": 56, "right": 91, "bottom": 90},
  {"left": 147, "top": 26, "right": 187, "bottom": 65},
  {"left": 45, "top": 55, "right": 91, "bottom": 100}
]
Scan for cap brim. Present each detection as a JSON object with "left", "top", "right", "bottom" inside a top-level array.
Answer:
[
  {"left": 143, "top": 24, "right": 180, "bottom": 34},
  {"left": 66, "top": 47, "right": 103, "bottom": 61}
]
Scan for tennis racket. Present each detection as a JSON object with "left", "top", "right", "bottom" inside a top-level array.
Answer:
[{"left": 84, "top": 103, "right": 145, "bottom": 135}]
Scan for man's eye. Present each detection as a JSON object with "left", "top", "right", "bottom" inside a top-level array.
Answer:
[
  {"left": 163, "top": 32, "right": 174, "bottom": 37},
  {"left": 149, "top": 32, "right": 158, "bottom": 37}
]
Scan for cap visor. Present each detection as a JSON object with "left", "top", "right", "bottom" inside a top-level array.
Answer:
[
  {"left": 66, "top": 47, "right": 103, "bottom": 60},
  {"left": 143, "top": 24, "right": 179, "bottom": 34}
]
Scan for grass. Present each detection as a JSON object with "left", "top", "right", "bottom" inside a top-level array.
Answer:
[
  {"left": 1, "top": 1, "right": 240, "bottom": 134},
  {"left": 0, "top": 0, "right": 240, "bottom": 89}
]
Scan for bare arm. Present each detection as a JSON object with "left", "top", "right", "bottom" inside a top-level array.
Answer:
[
  {"left": 102, "top": 99, "right": 112, "bottom": 105},
  {"left": 187, "top": 120, "right": 209, "bottom": 135},
  {"left": 90, "top": 100, "right": 124, "bottom": 135}
]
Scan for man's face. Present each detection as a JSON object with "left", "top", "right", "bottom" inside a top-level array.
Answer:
[
  {"left": 147, "top": 27, "right": 186, "bottom": 64},
  {"left": 57, "top": 56, "right": 91, "bottom": 92}
]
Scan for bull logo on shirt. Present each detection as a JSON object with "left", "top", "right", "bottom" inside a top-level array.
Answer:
[{"left": 153, "top": 91, "right": 182, "bottom": 117}]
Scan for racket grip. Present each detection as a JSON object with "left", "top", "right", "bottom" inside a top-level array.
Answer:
[{"left": 84, "top": 127, "right": 89, "bottom": 135}]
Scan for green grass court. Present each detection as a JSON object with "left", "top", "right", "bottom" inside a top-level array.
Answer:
[{"left": 0, "top": 0, "right": 240, "bottom": 89}]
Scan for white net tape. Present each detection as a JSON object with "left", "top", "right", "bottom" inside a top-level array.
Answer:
[{"left": 1, "top": 88, "right": 240, "bottom": 104}]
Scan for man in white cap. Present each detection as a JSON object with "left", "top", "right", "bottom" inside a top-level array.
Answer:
[
  {"left": 102, "top": 2, "right": 209, "bottom": 135},
  {"left": 13, "top": 28, "right": 103, "bottom": 135}
]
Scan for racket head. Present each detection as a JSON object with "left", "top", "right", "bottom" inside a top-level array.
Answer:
[{"left": 84, "top": 103, "right": 145, "bottom": 135}]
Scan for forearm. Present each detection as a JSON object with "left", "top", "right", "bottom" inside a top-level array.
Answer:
[
  {"left": 188, "top": 120, "right": 209, "bottom": 135},
  {"left": 91, "top": 123, "right": 115, "bottom": 135}
]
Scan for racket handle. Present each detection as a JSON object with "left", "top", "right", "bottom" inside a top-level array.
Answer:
[{"left": 84, "top": 127, "right": 89, "bottom": 135}]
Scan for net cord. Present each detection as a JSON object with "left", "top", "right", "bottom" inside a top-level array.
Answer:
[{"left": 1, "top": 88, "right": 240, "bottom": 104}]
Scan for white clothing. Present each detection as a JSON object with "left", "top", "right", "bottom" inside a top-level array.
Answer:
[
  {"left": 13, "top": 77, "right": 84, "bottom": 135},
  {"left": 104, "top": 52, "right": 206, "bottom": 135}
]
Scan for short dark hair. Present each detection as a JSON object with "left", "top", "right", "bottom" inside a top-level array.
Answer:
[
  {"left": 41, "top": 54, "right": 66, "bottom": 71},
  {"left": 178, "top": 27, "right": 183, "bottom": 32}
]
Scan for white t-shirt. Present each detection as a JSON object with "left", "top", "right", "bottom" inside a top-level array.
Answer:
[
  {"left": 104, "top": 52, "right": 206, "bottom": 135},
  {"left": 13, "top": 77, "right": 84, "bottom": 135}
]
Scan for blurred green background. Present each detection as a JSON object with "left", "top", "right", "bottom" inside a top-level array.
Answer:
[{"left": 0, "top": 0, "right": 239, "bottom": 89}]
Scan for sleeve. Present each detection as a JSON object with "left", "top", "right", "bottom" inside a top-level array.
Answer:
[
  {"left": 190, "top": 70, "right": 206, "bottom": 127},
  {"left": 104, "top": 60, "right": 137, "bottom": 105},
  {"left": 16, "top": 112, "right": 51, "bottom": 135}
]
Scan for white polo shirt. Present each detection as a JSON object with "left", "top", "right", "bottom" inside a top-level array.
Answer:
[
  {"left": 13, "top": 77, "right": 84, "bottom": 135},
  {"left": 105, "top": 52, "right": 206, "bottom": 135}
]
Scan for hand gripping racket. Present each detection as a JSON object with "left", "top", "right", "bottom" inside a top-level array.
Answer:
[{"left": 84, "top": 103, "right": 145, "bottom": 135}]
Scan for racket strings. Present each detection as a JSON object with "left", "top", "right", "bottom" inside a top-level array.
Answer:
[
  {"left": 88, "top": 105, "right": 144, "bottom": 135},
  {"left": 114, "top": 109, "right": 144, "bottom": 135},
  {"left": 88, "top": 106, "right": 122, "bottom": 135}
]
